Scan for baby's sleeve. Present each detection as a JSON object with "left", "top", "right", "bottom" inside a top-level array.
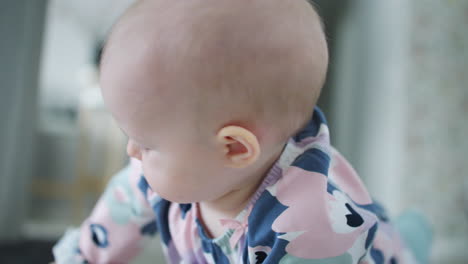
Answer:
[{"left": 53, "top": 159, "right": 158, "bottom": 264}]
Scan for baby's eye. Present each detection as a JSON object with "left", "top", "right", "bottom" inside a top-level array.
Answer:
[{"left": 135, "top": 142, "right": 150, "bottom": 150}]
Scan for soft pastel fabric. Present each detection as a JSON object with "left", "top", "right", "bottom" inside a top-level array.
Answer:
[{"left": 53, "top": 107, "right": 421, "bottom": 264}]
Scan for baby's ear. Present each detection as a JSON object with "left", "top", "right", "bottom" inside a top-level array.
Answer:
[{"left": 216, "top": 126, "right": 261, "bottom": 168}]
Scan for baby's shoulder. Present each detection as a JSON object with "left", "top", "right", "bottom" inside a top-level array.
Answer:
[{"left": 244, "top": 147, "right": 382, "bottom": 262}]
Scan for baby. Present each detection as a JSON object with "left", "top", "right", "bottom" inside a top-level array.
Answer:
[{"left": 53, "top": 0, "right": 429, "bottom": 263}]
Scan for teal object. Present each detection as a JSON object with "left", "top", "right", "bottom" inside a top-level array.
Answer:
[{"left": 395, "top": 210, "right": 433, "bottom": 264}]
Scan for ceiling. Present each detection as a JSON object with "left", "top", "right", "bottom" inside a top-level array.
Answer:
[
  {"left": 49, "top": 0, "right": 343, "bottom": 40},
  {"left": 50, "top": 0, "right": 135, "bottom": 39}
]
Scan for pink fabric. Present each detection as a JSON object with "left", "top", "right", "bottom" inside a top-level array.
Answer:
[
  {"left": 329, "top": 148, "right": 373, "bottom": 205},
  {"left": 79, "top": 202, "right": 144, "bottom": 263},
  {"left": 168, "top": 203, "right": 199, "bottom": 255},
  {"left": 220, "top": 208, "right": 250, "bottom": 249},
  {"left": 272, "top": 166, "right": 376, "bottom": 259}
]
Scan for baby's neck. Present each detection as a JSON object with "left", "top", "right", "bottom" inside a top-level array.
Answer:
[
  {"left": 200, "top": 174, "right": 262, "bottom": 220},
  {"left": 197, "top": 166, "right": 266, "bottom": 239},
  {"left": 198, "top": 145, "right": 284, "bottom": 237}
]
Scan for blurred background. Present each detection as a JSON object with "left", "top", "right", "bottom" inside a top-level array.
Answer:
[{"left": 0, "top": 0, "right": 467, "bottom": 263}]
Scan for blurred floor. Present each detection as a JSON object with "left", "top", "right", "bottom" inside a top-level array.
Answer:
[{"left": 0, "top": 240, "right": 55, "bottom": 264}]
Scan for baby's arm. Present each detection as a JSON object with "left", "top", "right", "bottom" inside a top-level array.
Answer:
[{"left": 53, "top": 159, "right": 158, "bottom": 264}]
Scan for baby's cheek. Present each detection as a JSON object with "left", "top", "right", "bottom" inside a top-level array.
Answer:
[
  {"left": 141, "top": 157, "right": 181, "bottom": 188},
  {"left": 141, "top": 157, "right": 165, "bottom": 184}
]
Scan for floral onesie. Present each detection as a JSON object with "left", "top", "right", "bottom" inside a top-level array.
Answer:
[{"left": 53, "top": 107, "right": 424, "bottom": 264}]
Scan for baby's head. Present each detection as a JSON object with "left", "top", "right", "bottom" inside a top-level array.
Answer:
[{"left": 100, "top": 0, "right": 328, "bottom": 203}]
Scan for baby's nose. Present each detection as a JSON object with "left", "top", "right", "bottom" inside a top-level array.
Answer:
[{"left": 127, "top": 140, "right": 142, "bottom": 160}]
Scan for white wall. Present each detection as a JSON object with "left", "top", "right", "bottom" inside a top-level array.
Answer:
[
  {"left": 329, "top": 0, "right": 468, "bottom": 263},
  {"left": 402, "top": 1, "right": 468, "bottom": 262},
  {"left": 39, "top": 1, "right": 95, "bottom": 109},
  {"left": 330, "top": 0, "right": 409, "bottom": 216},
  {"left": 0, "top": 0, "right": 47, "bottom": 240}
]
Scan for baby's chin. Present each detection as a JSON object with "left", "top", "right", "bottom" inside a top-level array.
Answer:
[
  {"left": 148, "top": 181, "right": 215, "bottom": 204},
  {"left": 158, "top": 192, "right": 199, "bottom": 204}
]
